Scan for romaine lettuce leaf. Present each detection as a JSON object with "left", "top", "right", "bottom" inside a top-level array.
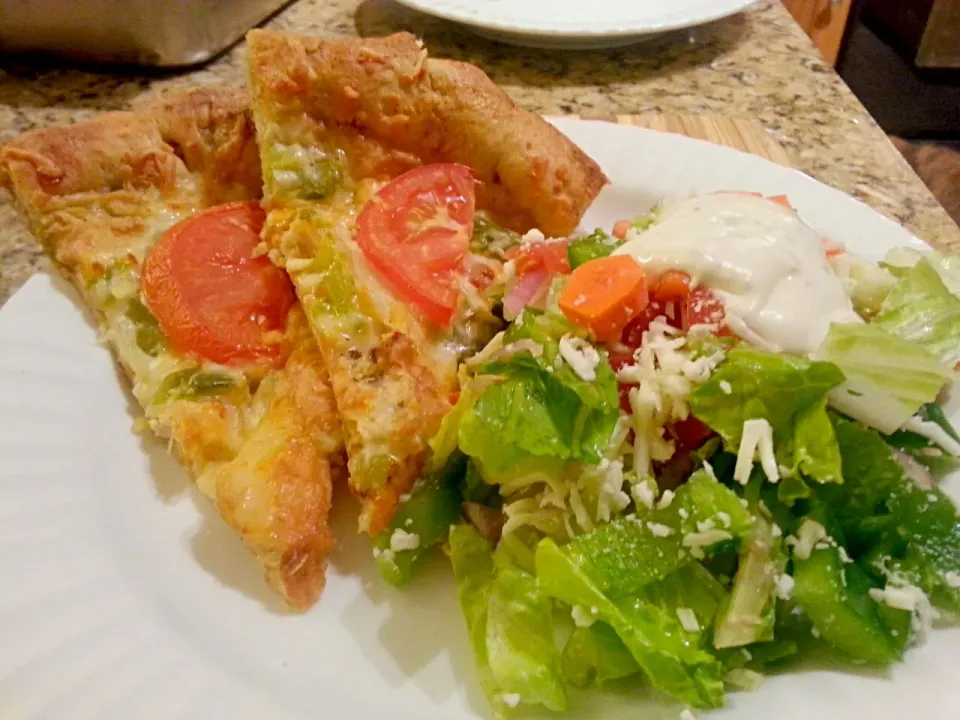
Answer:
[
  {"left": 450, "top": 524, "right": 504, "bottom": 717},
  {"left": 884, "top": 247, "right": 960, "bottom": 296},
  {"left": 459, "top": 317, "right": 620, "bottom": 480},
  {"left": 820, "top": 416, "right": 960, "bottom": 611},
  {"left": 830, "top": 252, "right": 899, "bottom": 318},
  {"left": 636, "top": 562, "right": 728, "bottom": 630},
  {"left": 458, "top": 366, "right": 618, "bottom": 479},
  {"left": 497, "top": 309, "right": 620, "bottom": 412},
  {"left": 887, "top": 402, "right": 960, "bottom": 477},
  {"left": 546, "top": 470, "right": 753, "bottom": 599},
  {"left": 690, "top": 347, "right": 844, "bottom": 483},
  {"left": 561, "top": 622, "right": 639, "bottom": 688},
  {"left": 713, "top": 514, "right": 786, "bottom": 649},
  {"left": 427, "top": 384, "right": 479, "bottom": 472},
  {"left": 449, "top": 525, "right": 566, "bottom": 717},
  {"left": 536, "top": 538, "right": 725, "bottom": 708},
  {"left": 874, "top": 259, "right": 960, "bottom": 366},
  {"left": 815, "top": 322, "right": 952, "bottom": 434},
  {"left": 793, "top": 397, "right": 843, "bottom": 484},
  {"left": 486, "top": 566, "right": 567, "bottom": 711}
]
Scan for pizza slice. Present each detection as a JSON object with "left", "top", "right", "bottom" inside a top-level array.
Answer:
[
  {"left": 245, "top": 30, "right": 607, "bottom": 534},
  {"left": 0, "top": 87, "right": 344, "bottom": 609}
]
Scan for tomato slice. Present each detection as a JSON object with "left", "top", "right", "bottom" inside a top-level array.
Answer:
[
  {"left": 667, "top": 416, "right": 714, "bottom": 455},
  {"left": 355, "top": 164, "right": 476, "bottom": 327},
  {"left": 607, "top": 351, "right": 636, "bottom": 413},
  {"left": 682, "top": 286, "right": 727, "bottom": 331},
  {"left": 141, "top": 201, "right": 296, "bottom": 369},
  {"left": 508, "top": 240, "right": 571, "bottom": 277},
  {"left": 612, "top": 220, "right": 632, "bottom": 240}
]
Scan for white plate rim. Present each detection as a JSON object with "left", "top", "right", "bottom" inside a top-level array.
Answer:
[{"left": 391, "top": 0, "right": 758, "bottom": 39}]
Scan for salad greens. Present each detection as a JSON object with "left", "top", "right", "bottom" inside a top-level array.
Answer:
[
  {"left": 816, "top": 322, "right": 953, "bottom": 434},
  {"left": 874, "top": 259, "right": 960, "bottom": 367},
  {"left": 690, "top": 347, "right": 845, "bottom": 485},
  {"left": 368, "top": 199, "right": 960, "bottom": 719}
]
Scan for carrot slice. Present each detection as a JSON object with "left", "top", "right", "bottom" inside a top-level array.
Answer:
[
  {"left": 559, "top": 255, "right": 649, "bottom": 342},
  {"left": 767, "top": 194, "right": 793, "bottom": 209}
]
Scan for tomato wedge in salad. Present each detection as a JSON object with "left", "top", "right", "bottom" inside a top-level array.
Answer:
[
  {"left": 141, "top": 201, "right": 296, "bottom": 369},
  {"left": 509, "top": 240, "right": 571, "bottom": 276},
  {"left": 355, "top": 163, "right": 476, "bottom": 327}
]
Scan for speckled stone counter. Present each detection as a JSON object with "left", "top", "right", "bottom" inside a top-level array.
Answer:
[{"left": 1, "top": 0, "right": 957, "bottom": 305}]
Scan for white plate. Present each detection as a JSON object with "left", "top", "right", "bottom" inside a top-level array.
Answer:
[
  {"left": 1, "top": 119, "right": 958, "bottom": 720},
  {"left": 393, "top": 0, "right": 757, "bottom": 49}
]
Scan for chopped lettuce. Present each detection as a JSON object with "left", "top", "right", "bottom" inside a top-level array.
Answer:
[
  {"left": 887, "top": 402, "right": 960, "bottom": 477},
  {"left": 459, "top": 316, "right": 620, "bottom": 481},
  {"left": 486, "top": 567, "right": 567, "bottom": 711},
  {"left": 537, "top": 539, "right": 725, "bottom": 708},
  {"left": 873, "top": 259, "right": 960, "bottom": 367},
  {"left": 561, "top": 622, "right": 639, "bottom": 688},
  {"left": 449, "top": 525, "right": 566, "bottom": 717},
  {"left": 816, "top": 322, "right": 952, "bottom": 434},
  {"left": 793, "top": 398, "right": 843, "bottom": 485},
  {"left": 450, "top": 524, "right": 505, "bottom": 717},
  {"left": 820, "top": 416, "right": 960, "bottom": 611},
  {"left": 713, "top": 514, "right": 786, "bottom": 649},
  {"left": 544, "top": 470, "right": 753, "bottom": 600},
  {"left": 637, "top": 562, "right": 728, "bottom": 630},
  {"left": 884, "top": 247, "right": 960, "bottom": 296},
  {"left": 458, "top": 366, "right": 618, "bottom": 479},
  {"left": 428, "top": 385, "right": 479, "bottom": 472},
  {"left": 567, "top": 229, "right": 620, "bottom": 269},
  {"left": 690, "top": 347, "right": 845, "bottom": 484},
  {"left": 830, "top": 252, "right": 899, "bottom": 318}
]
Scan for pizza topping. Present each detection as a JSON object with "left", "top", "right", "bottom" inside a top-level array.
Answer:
[
  {"left": 355, "top": 163, "right": 476, "bottom": 327},
  {"left": 126, "top": 298, "right": 166, "bottom": 357},
  {"left": 268, "top": 143, "right": 343, "bottom": 199},
  {"left": 470, "top": 211, "right": 522, "bottom": 259},
  {"left": 152, "top": 368, "right": 237, "bottom": 405},
  {"left": 141, "top": 201, "right": 296, "bottom": 369}
]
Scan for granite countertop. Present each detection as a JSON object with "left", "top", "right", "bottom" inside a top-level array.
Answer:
[{"left": 1, "top": 0, "right": 957, "bottom": 305}]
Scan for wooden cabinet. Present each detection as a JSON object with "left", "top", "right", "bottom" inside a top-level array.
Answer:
[{"left": 782, "top": 0, "right": 856, "bottom": 65}]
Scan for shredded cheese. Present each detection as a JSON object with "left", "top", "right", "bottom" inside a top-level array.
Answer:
[
  {"left": 558, "top": 334, "right": 601, "bottom": 381},
  {"left": 676, "top": 608, "right": 701, "bottom": 633},
  {"left": 389, "top": 529, "right": 420, "bottom": 552},
  {"left": 903, "top": 416, "right": 960, "bottom": 457},
  {"left": 622, "top": 318, "right": 724, "bottom": 478},
  {"left": 790, "top": 519, "right": 827, "bottom": 561},
  {"left": 733, "top": 418, "right": 779, "bottom": 484}
]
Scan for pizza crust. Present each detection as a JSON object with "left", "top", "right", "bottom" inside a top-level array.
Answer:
[{"left": 246, "top": 29, "right": 608, "bottom": 236}]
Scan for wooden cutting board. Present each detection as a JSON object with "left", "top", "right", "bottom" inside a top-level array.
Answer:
[{"left": 572, "top": 113, "right": 793, "bottom": 167}]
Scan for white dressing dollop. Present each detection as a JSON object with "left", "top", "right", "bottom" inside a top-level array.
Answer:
[{"left": 614, "top": 194, "right": 862, "bottom": 355}]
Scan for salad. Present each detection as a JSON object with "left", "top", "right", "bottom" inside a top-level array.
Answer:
[{"left": 371, "top": 191, "right": 960, "bottom": 718}]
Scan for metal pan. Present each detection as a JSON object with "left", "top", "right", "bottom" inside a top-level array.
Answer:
[{"left": 0, "top": 0, "right": 295, "bottom": 68}]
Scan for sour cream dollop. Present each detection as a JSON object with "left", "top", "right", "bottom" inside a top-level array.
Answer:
[{"left": 614, "top": 194, "right": 861, "bottom": 355}]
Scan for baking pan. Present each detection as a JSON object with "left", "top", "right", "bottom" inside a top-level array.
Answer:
[{"left": 0, "top": 0, "right": 296, "bottom": 68}]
